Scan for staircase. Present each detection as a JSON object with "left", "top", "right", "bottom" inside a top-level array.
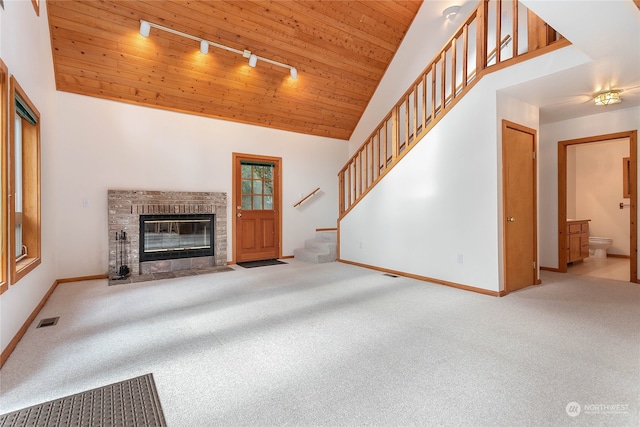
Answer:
[
  {"left": 294, "top": 229, "right": 337, "bottom": 263},
  {"left": 338, "top": 0, "right": 567, "bottom": 218}
]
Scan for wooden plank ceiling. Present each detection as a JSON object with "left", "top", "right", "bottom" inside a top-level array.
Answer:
[{"left": 47, "top": 1, "right": 422, "bottom": 140}]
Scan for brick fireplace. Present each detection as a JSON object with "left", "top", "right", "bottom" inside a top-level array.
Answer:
[{"left": 108, "top": 190, "right": 227, "bottom": 279}]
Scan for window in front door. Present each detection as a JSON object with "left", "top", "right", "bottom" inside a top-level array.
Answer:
[{"left": 241, "top": 163, "right": 274, "bottom": 210}]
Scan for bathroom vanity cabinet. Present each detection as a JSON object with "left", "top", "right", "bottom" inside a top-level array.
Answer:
[{"left": 566, "top": 219, "right": 590, "bottom": 263}]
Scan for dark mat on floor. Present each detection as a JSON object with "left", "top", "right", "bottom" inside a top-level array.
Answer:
[
  {"left": 0, "top": 373, "right": 166, "bottom": 427},
  {"left": 237, "top": 259, "right": 287, "bottom": 268}
]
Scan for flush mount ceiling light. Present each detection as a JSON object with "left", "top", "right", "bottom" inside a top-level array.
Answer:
[
  {"left": 594, "top": 90, "right": 622, "bottom": 106},
  {"left": 139, "top": 20, "right": 298, "bottom": 79},
  {"left": 442, "top": 5, "right": 461, "bottom": 20}
]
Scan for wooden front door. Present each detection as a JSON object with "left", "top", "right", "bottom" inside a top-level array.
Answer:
[
  {"left": 502, "top": 120, "right": 538, "bottom": 293},
  {"left": 233, "top": 153, "right": 281, "bottom": 263}
]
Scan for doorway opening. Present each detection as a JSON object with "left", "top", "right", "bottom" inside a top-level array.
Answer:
[{"left": 557, "top": 131, "right": 637, "bottom": 282}]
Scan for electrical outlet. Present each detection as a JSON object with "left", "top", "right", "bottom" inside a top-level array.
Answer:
[
  {"left": 82, "top": 197, "right": 90, "bottom": 208},
  {"left": 457, "top": 254, "right": 463, "bottom": 264}
]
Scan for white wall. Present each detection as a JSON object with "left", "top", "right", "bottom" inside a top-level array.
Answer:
[
  {"left": 567, "top": 148, "right": 576, "bottom": 217},
  {"left": 53, "top": 93, "right": 348, "bottom": 278},
  {"left": 539, "top": 107, "right": 640, "bottom": 269},
  {"left": 0, "top": 1, "right": 60, "bottom": 354},
  {"left": 340, "top": 83, "right": 502, "bottom": 291},
  {"left": 569, "top": 139, "right": 629, "bottom": 256}
]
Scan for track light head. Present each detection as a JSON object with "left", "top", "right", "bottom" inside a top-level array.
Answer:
[
  {"left": 290, "top": 67, "right": 298, "bottom": 79},
  {"left": 200, "top": 40, "right": 209, "bottom": 55},
  {"left": 139, "top": 20, "right": 151, "bottom": 37},
  {"left": 248, "top": 54, "right": 258, "bottom": 67}
]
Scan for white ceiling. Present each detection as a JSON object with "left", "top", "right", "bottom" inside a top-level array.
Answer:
[{"left": 501, "top": 0, "right": 640, "bottom": 124}]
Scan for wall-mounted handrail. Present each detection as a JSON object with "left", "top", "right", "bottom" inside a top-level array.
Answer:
[
  {"left": 338, "top": 0, "right": 566, "bottom": 218},
  {"left": 294, "top": 187, "right": 321, "bottom": 207}
]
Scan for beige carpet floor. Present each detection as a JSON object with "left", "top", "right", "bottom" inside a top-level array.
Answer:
[{"left": 1, "top": 260, "right": 638, "bottom": 426}]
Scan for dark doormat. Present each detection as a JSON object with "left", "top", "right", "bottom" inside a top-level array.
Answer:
[
  {"left": 237, "top": 259, "right": 287, "bottom": 268},
  {"left": 0, "top": 373, "right": 166, "bottom": 427}
]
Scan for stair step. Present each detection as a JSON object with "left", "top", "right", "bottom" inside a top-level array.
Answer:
[
  {"left": 293, "top": 229, "right": 337, "bottom": 264},
  {"left": 293, "top": 247, "right": 335, "bottom": 264},
  {"left": 316, "top": 229, "right": 337, "bottom": 242},
  {"left": 304, "top": 239, "right": 335, "bottom": 251}
]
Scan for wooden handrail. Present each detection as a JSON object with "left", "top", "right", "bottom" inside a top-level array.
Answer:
[
  {"left": 338, "top": 0, "right": 566, "bottom": 218},
  {"left": 487, "top": 35, "right": 513, "bottom": 65},
  {"left": 293, "top": 187, "right": 320, "bottom": 207}
]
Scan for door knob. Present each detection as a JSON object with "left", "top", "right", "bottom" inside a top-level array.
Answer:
[
  {"left": 507, "top": 217, "right": 515, "bottom": 222},
  {"left": 237, "top": 213, "right": 242, "bottom": 217}
]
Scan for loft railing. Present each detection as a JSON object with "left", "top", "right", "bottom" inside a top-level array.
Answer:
[{"left": 338, "top": 0, "right": 567, "bottom": 217}]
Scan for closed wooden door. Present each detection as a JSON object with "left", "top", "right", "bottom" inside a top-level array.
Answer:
[
  {"left": 233, "top": 153, "right": 281, "bottom": 263},
  {"left": 503, "top": 121, "right": 537, "bottom": 293}
]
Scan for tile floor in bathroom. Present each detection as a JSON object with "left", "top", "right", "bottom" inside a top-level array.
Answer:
[{"left": 567, "top": 256, "right": 630, "bottom": 282}]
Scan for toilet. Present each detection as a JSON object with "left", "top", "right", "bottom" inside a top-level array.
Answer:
[{"left": 588, "top": 237, "right": 613, "bottom": 259}]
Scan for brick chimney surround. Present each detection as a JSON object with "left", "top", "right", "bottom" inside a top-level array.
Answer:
[{"left": 108, "top": 190, "right": 227, "bottom": 281}]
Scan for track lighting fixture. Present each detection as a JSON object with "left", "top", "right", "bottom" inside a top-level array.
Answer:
[
  {"left": 139, "top": 20, "right": 298, "bottom": 79},
  {"left": 139, "top": 20, "right": 151, "bottom": 37},
  {"left": 200, "top": 40, "right": 209, "bottom": 55}
]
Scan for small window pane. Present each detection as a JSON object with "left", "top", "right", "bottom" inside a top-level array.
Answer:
[
  {"left": 253, "top": 196, "right": 263, "bottom": 210},
  {"left": 242, "top": 165, "right": 252, "bottom": 178},
  {"left": 264, "top": 181, "right": 273, "bottom": 195},
  {"left": 264, "top": 196, "right": 273, "bottom": 209},
  {"left": 242, "top": 179, "right": 252, "bottom": 195},
  {"left": 242, "top": 195, "right": 252, "bottom": 210},
  {"left": 254, "top": 179, "right": 263, "bottom": 195}
]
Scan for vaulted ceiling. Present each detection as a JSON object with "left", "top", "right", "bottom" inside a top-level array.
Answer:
[{"left": 46, "top": 1, "right": 423, "bottom": 140}]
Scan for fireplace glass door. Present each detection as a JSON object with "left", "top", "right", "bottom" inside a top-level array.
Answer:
[{"left": 139, "top": 214, "right": 214, "bottom": 261}]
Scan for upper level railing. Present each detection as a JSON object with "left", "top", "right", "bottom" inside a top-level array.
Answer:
[{"left": 338, "top": 0, "right": 568, "bottom": 217}]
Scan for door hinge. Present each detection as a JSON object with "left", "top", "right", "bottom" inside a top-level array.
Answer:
[
  {"left": 532, "top": 261, "right": 536, "bottom": 269},
  {"left": 532, "top": 152, "right": 536, "bottom": 160}
]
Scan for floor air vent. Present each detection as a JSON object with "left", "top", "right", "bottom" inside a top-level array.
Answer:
[
  {"left": 383, "top": 273, "right": 398, "bottom": 278},
  {"left": 37, "top": 317, "right": 59, "bottom": 328}
]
